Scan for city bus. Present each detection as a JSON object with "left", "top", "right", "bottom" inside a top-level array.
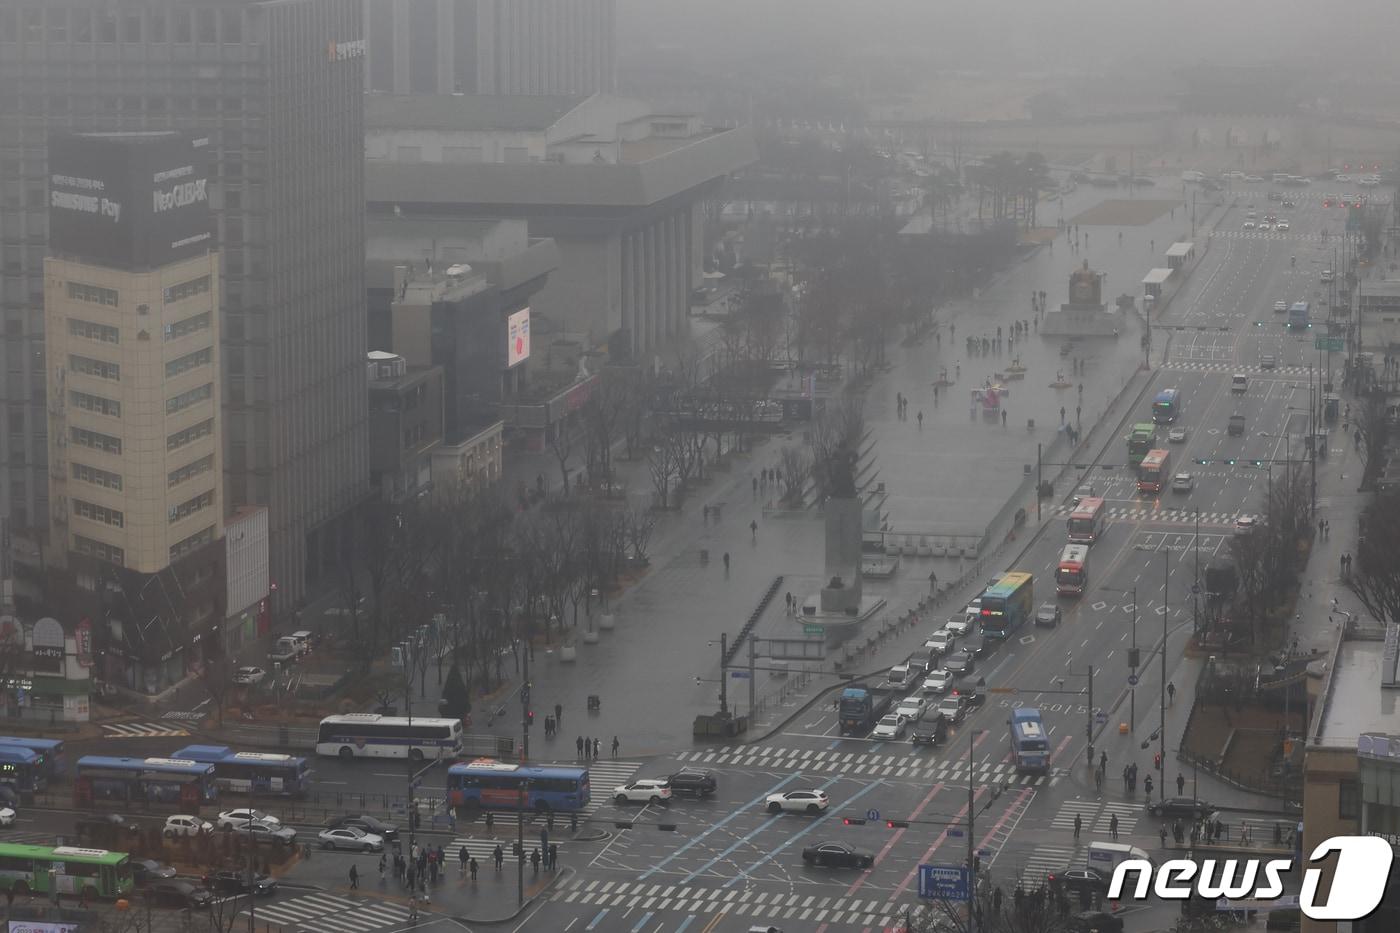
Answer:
[
  {"left": 1289, "top": 301, "right": 1311, "bottom": 330},
  {"left": 979, "top": 572, "right": 1035, "bottom": 640},
  {"left": 0, "top": 844, "right": 133, "bottom": 900},
  {"left": 315, "top": 714, "right": 464, "bottom": 761},
  {"left": 73, "top": 757, "right": 218, "bottom": 810},
  {"left": 173, "top": 745, "right": 311, "bottom": 797},
  {"left": 1138, "top": 449, "right": 1170, "bottom": 495},
  {"left": 1008, "top": 708, "right": 1050, "bottom": 773},
  {"left": 1056, "top": 544, "right": 1090, "bottom": 597},
  {"left": 1152, "top": 388, "right": 1181, "bottom": 424},
  {"left": 1127, "top": 423, "right": 1157, "bottom": 467},
  {"left": 1066, "top": 497, "right": 1106, "bottom": 545},
  {"left": 446, "top": 759, "right": 590, "bottom": 814},
  {"left": 0, "top": 747, "right": 45, "bottom": 795},
  {"left": 0, "top": 737, "right": 67, "bottom": 779}
]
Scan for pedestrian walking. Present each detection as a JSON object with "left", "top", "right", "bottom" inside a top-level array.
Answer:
[
  {"left": 611, "top": 736, "right": 619, "bottom": 758},
  {"left": 593, "top": 737, "right": 601, "bottom": 759},
  {"left": 469, "top": 857, "right": 478, "bottom": 881},
  {"left": 395, "top": 854, "right": 405, "bottom": 882},
  {"left": 723, "top": 552, "right": 730, "bottom": 572},
  {"left": 1144, "top": 774, "right": 1154, "bottom": 797},
  {"left": 1122, "top": 765, "right": 1129, "bottom": 792},
  {"left": 530, "top": 848, "right": 541, "bottom": 874},
  {"left": 406, "top": 867, "right": 416, "bottom": 891},
  {"left": 555, "top": 702, "right": 563, "bottom": 724},
  {"left": 1177, "top": 773, "right": 1186, "bottom": 795},
  {"left": 1101, "top": 751, "right": 1108, "bottom": 773},
  {"left": 493, "top": 844, "right": 504, "bottom": 871},
  {"left": 1160, "top": 824, "right": 1169, "bottom": 847},
  {"left": 750, "top": 519, "right": 758, "bottom": 540},
  {"left": 1110, "top": 813, "right": 1119, "bottom": 840},
  {"left": 378, "top": 854, "right": 387, "bottom": 880},
  {"left": 576, "top": 735, "right": 584, "bottom": 758},
  {"left": 1167, "top": 681, "right": 1176, "bottom": 705},
  {"left": 1094, "top": 769, "right": 1103, "bottom": 792},
  {"left": 583, "top": 736, "right": 591, "bottom": 760},
  {"left": 549, "top": 843, "right": 559, "bottom": 870},
  {"left": 1073, "top": 813, "right": 1082, "bottom": 840},
  {"left": 917, "top": 410, "right": 924, "bottom": 429}
]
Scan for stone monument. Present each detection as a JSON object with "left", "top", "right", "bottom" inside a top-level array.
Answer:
[
  {"left": 820, "top": 447, "right": 863, "bottom": 614},
  {"left": 1039, "top": 260, "right": 1122, "bottom": 337}
]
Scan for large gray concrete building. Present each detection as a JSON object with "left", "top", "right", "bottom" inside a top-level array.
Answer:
[
  {"left": 0, "top": 0, "right": 369, "bottom": 612},
  {"left": 364, "top": 0, "right": 615, "bottom": 97}
]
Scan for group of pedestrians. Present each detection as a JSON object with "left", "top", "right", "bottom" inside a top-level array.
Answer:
[{"left": 576, "top": 734, "right": 619, "bottom": 760}]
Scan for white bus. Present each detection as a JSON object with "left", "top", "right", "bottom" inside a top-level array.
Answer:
[{"left": 315, "top": 714, "right": 464, "bottom": 761}]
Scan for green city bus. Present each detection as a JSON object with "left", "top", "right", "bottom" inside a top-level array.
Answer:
[
  {"left": 0, "top": 844, "right": 133, "bottom": 900},
  {"left": 1126, "top": 422, "right": 1157, "bottom": 467}
]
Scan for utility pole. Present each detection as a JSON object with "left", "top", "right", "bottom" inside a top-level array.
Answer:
[
  {"left": 1193, "top": 508, "right": 1201, "bottom": 634},
  {"left": 1160, "top": 549, "right": 1168, "bottom": 800},
  {"left": 967, "top": 728, "right": 983, "bottom": 933},
  {"left": 719, "top": 633, "right": 729, "bottom": 716},
  {"left": 519, "top": 634, "right": 531, "bottom": 906},
  {"left": 1036, "top": 442, "right": 1042, "bottom": 523},
  {"left": 1085, "top": 665, "right": 1095, "bottom": 766},
  {"left": 1129, "top": 586, "right": 1138, "bottom": 730}
]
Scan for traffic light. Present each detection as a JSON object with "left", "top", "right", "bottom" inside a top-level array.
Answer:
[
  {"left": 1195, "top": 458, "right": 1209, "bottom": 465},
  {"left": 526, "top": 710, "right": 535, "bottom": 728},
  {"left": 886, "top": 820, "right": 910, "bottom": 829},
  {"left": 1252, "top": 460, "right": 1264, "bottom": 467},
  {"left": 843, "top": 818, "right": 866, "bottom": 826},
  {"left": 1226, "top": 458, "right": 1237, "bottom": 465},
  {"left": 1127, "top": 648, "right": 1140, "bottom": 668}
]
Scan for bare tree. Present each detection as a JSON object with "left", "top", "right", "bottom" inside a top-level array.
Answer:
[
  {"left": 548, "top": 421, "right": 575, "bottom": 494},
  {"left": 778, "top": 445, "right": 812, "bottom": 505},
  {"left": 1353, "top": 389, "right": 1390, "bottom": 489},
  {"left": 1350, "top": 493, "right": 1400, "bottom": 625},
  {"left": 624, "top": 505, "right": 657, "bottom": 563},
  {"left": 201, "top": 654, "right": 235, "bottom": 728},
  {"left": 647, "top": 428, "right": 680, "bottom": 509}
]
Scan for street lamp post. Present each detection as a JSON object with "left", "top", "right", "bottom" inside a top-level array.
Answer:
[
  {"left": 1159, "top": 549, "right": 1168, "bottom": 800},
  {"left": 967, "top": 727, "right": 985, "bottom": 933},
  {"left": 1100, "top": 586, "right": 1137, "bottom": 729}
]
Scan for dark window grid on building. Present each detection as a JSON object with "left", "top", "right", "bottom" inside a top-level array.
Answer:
[
  {"left": 165, "top": 346, "right": 212, "bottom": 379},
  {"left": 167, "top": 418, "right": 214, "bottom": 453},
  {"left": 1341, "top": 779, "right": 1362, "bottom": 820},
  {"left": 163, "top": 275, "right": 211, "bottom": 304},
  {"left": 69, "top": 355, "right": 120, "bottom": 381},
  {"left": 169, "top": 489, "right": 214, "bottom": 524},
  {"left": 71, "top": 461, "right": 122, "bottom": 492},
  {"left": 168, "top": 454, "right": 215, "bottom": 489},
  {"left": 166, "top": 383, "right": 213, "bottom": 416},
  {"left": 165, "top": 312, "right": 212, "bottom": 342},
  {"left": 68, "top": 317, "right": 119, "bottom": 344},
  {"left": 73, "top": 498, "right": 123, "bottom": 528},
  {"left": 169, "top": 525, "right": 215, "bottom": 563},
  {"left": 70, "top": 426, "right": 121, "bottom": 456},
  {"left": 70, "top": 389, "right": 121, "bottom": 418},
  {"left": 66, "top": 282, "right": 118, "bottom": 307},
  {"left": 73, "top": 534, "right": 123, "bottom": 567}
]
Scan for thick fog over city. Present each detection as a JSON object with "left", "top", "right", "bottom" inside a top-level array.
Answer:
[{"left": 1, "top": 1, "right": 1399, "bottom": 931}]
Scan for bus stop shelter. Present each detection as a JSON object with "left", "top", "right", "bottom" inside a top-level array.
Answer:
[
  {"left": 1142, "top": 268, "right": 1173, "bottom": 302},
  {"left": 1166, "top": 241, "right": 1196, "bottom": 271}
]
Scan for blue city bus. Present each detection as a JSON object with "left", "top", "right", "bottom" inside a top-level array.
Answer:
[
  {"left": 0, "top": 747, "right": 44, "bottom": 794},
  {"left": 0, "top": 737, "right": 66, "bottom": 779},
  {"left": 173, "top": 745, "right": 311, "bottom": 797},
  {"left": 1152, "top": 388, "right": 1181, "bottom": 424},
  {"left": 446, "top": 759, "right": 590, "bottom": 814},
  {"left": 1008, "top": 708, "right": 1050, "bottom": 773},
  {"left": 1289, "top": 301, "right": 1311, "bottom": 330},
  {"left": 979, "top": 572, "right": 1035, "bottom": 640},
  {"left": 73, "top": 757, "right": 218, "bottom": 811}
]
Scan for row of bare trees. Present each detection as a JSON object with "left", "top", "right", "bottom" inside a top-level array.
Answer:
[{"left": 1227, "top": 462, "right": 1313, "bottom": 646}]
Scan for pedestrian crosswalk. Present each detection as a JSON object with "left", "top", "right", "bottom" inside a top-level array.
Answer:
[
  {"left": 101, "top": 721, "right": 190, "bottom": 738},
  {"left": 1050, "top": 800, "right": 1143, "bottom": 838},
  {"left": 1162, "top": 360, "right": 1314, "bottom": 376},
  {"left": 1016, "top": 844, "right": 1079, "bottom": 889},
  {"left": 237, "top": 892, "right": 413, "bottom": 933},
  {"left": 553, "top": 877, "right": 905, "bottom": 927},
  {"left": 672, "top": 747, "right": 1063, "bottom": 787},
  {"left": 1208, "top": 230, "right": 1329, "bottom": 242},
  {"left": 1051, "top": 504, "right": 1240, "bottom": 526}
]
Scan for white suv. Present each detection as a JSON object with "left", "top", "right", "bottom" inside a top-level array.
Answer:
[
  {"left": 217, "top": 808, "right": 281, "bottom": 830},
  {"left": 613, "top": 779, "right": 672, "bottom": 805},
  {"left": 947, "top": 610, "right": 975, "bottom": 637},
  {"left": 164, "top": 814, "right": 213, "bottom": 838},
  {"left": 924, "top": 630, "right": 955, "bottom": 656}
]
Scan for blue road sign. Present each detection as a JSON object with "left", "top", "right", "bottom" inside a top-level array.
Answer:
[
  {"left": 866, "top": 808, "right": 880, "bottom": 822},
  {"left": 918, "top": 864, "right": 970, "bottom": 901},
  {"left": 1128, "top": 674, "right": 1140, "bottom": 686},
  {"left": 1095, "top": 710, "right": 1108, "bottom": 725},
  {"left": 729, "top": 670, "right": 751, "bottom": 679},
  {"left": 946, "top": 828, "right": 964, "bottom": 838}
]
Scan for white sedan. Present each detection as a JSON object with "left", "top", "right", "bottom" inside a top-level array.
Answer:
[
  {"left": 871, "top": 714, "right": 908, "bottom": 740},
  {"left": 946, "top": 613, "right": 974, "bottom": 637},
  {"left": 765, "top": 790, "right": 830, "bottom": 815},
  {"left": 217, "top": 808, "right": 281, "bottom": 830},
  {"left": 1276, "top": 221, "right": 1290, "bottom": 231},
  {"left": 613, "top": 779, "right": 672, "bottom": 805},
  {"left": 0, "top": 808, "right": 14, "bottom": 828},
  {"left": 921, "top": 670, "right": 953, "bottom": 695},
  {"left": 895, "top": 696, "right": 927, "bottom": 720},
  {"left": 233, "top": 666, "right": 266, "bottom": 686},
  {"left": 317, "top": 826, "right": 384, "bottom": 852},
  {"left": 164, "top": 814, "right": 213, "bottom": 838}
]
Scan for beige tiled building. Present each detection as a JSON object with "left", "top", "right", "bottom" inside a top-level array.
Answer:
[{"left": 45, "top": 251, "right": 223, "bottom": 574}]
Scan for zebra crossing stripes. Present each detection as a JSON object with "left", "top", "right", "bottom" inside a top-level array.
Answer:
[
  {"left": 1016, "top": 844, "right": 1080, "bottom": 889},
  {"left": 1162, "top": 361, "right": 1313, "bottom": 376},
  {"left": 553, "top": 877, "right": 901, "bottom": 926},
  {"left": 1049, "top": 799, "right": 1143, "bottom": 838},
  {"left": 1050, "top": 505, "right": 1240, "bottom": 526},
  {"left": 670, "top": 747, "right": 1062, "bottom": 787},
  {"left": 1096, "top": 802, "right": 1142, "bottom": 837},
  {"left": 100, "top": 721, "right": 190, "bottom": 738},
  {"left": 1050, "top": 799, "right": 1100, "bottom": 832},
  {"left": 237, "top": 892, "right": 412, "bottom": 933}
]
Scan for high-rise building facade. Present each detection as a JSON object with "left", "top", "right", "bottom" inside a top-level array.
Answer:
[
  {"left": 0, "top": 0, "right": 369, "bottom": 610},
  {"left": 364, "top": 0, "right": 615, "bottom": 96}
]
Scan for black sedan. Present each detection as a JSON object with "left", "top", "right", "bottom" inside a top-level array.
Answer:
[
  {"left": 131, "top": 859, "right": 177, "bottom": 885},
  {"left": 1050, "top": 868, "right": 1107, "bottom": 896},
  {"left": 326, "top": 813, "right": 398, "bottom": 843},
  {"left": 1147, "top": 796, "right": 1214, "bottom": 819},
  {"left": 944, "top": 650, "right": 975, "bottom": 675},
  {"left": 801, "top": 842, "right": 873, "bottom": 869},
  {"left": 146, "top": 880, "right": 214, "bottom": 909},
  {"left": 202, "top": 870, "right": 278, "bottom": 896}
]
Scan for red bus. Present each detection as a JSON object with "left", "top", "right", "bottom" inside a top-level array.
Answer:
[
  {"left": 1138, "top": 449, "right": 1170, "bottom": 495},
  {"left": 1066, "top": 497, "right": 1106, "bottom": 544},
  {"left": 1056, "top": 544, "right": 1090, "bottom": 596}
]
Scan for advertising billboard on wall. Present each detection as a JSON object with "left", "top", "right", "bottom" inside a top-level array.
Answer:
[
  {"left": 48, "top": 131, "right": 213, "bottom": 270},
  {"left": 507, "top": 308, "right": 531, "bottom": 367}
]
